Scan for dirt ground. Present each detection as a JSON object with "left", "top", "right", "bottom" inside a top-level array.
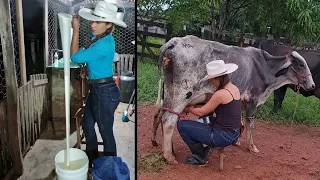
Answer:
[{"left": 137, "top": 105, "right": 320, "bottom": 180}]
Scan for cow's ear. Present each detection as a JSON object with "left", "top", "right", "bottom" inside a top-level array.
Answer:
[
  {"left": 275, "top": 67, "right": 289, "bottom": 77},
  {"left": 280, "top": 58, "right": 293, "bottom": 69}
]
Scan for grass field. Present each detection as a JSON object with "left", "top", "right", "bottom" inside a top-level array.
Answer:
[
  {"left": 137, "top": 60, "right": 320, "bottom": 126},
  {"left": 137, "top": 37, "right": 165, "bottom": 57}
]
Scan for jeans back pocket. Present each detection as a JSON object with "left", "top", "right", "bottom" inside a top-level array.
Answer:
[{"left": 109, "top": 86, "right": 120, "bottom": 102}]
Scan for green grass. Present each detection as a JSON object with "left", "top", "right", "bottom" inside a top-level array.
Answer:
[
  {"left": 137, "top": 59, "right": 159, "bottom": 104},
  {"left": 255, "top": 89, "right": 320, "bottom": 125},
  {"left": 137, "top": 37, "right": 165, "bottom": 57},
  {"left": 137, "top": 61, "right": 320, "bottom": 125}
]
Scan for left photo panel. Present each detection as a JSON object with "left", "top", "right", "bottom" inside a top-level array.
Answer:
[{"left": 0, "top": 0, "right": 136, "bottom": 179}]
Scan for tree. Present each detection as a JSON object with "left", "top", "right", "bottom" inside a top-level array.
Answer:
[
  {"left": 286, "top": 0, "right": 320, "bottom": 43},
  {"left": 215, "top": 0, "right": 253, "bottom": 39},
  {"left": 165, "top": 0, "right": 210, "bottom": 33},
  {"left": 138, "top": 0, "right": 320, "bottom": 44},
  {"left": 137, "top": 0, "right": 172, "bottom": 21}
]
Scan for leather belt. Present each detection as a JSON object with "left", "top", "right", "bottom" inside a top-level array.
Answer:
[{"left": 88, "top": 77, "right": 114, "bottom": 84}]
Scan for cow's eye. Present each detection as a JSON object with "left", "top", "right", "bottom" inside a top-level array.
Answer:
[{"left": 299, "top": 64, "right": 304, "bottom": 68}]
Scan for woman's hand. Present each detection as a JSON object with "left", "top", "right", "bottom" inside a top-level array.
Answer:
[
  {"left": 71, "top": 16, "right": 80, "bottom": 55},
  {"left": 72, "top": 16, "right": 80, "bottom": 31},
  {"left": 183, "top": 107, "right": 190, "bottom": 113}
]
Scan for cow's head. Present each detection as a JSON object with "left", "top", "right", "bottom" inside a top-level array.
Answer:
[{"left": 275, "top": 51, "right": 315, "bottom": 91}]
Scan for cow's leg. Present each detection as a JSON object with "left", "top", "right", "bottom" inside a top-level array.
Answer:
[
  {"left": 151, "top": 109, "right": 161, "bottom": 146},
  {"left": 245, "top": 102, "right": 259, "bottom": 153},
  {"left": 163, "top": 117, "right": 178, "bottom": 164},
  {"left": 273, "top": 86, "right": 287, "bottom": 112}
]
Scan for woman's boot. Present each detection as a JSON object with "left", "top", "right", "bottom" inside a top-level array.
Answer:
[{"left": 184, "top": 143, "right": 207, "bottom": 165}]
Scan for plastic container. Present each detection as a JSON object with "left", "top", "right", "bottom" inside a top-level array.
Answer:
[
  {"left": 54, "top": 52, "right": 59, "bottom": 67},
  {"left": 119, "top": 72, "right": 135, "bottom": 103},
  {"left": 55, "top": 148, "right": 89, "bottom": 180}
]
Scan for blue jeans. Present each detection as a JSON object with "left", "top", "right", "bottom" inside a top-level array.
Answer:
[
  {"left": 177, "top": 120, "right": 240, "bottom": 148},
  {"left": 82, "top": 81, "right": 120, "bottom": 154}
]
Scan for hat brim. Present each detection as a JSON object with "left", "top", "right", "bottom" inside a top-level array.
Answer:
[
  {"left": 200, "top": 63, "right": 238, "bottom": 82},
  {"left": 78, "top": 8, "right": 127, "bottom": 28}
]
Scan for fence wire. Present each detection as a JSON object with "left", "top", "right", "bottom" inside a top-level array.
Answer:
[
  {"left": 47, "top": 0, "right": 135, "bottom": 65},
  {"left": 10, "top": 0, "right": 21, "bottom": 87},
  {"left": 0, "top": 0, "right": 23, "bottom": 98},
  {"left": 0, "top": 0, "right": 21, "bottom": 176},
  {"left": 0, "top": 42, "right": 5, "bottom": 99},
  {"left": 78, "top": 7, "right": 135, "bottom": 54},
  {"left": 48, "top": 0, "right": 70, "bottom": 65}
]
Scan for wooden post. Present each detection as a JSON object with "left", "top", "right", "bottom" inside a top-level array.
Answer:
[
  {"left": 44, "top": 0, "right": 49, "bottom": 71},
  {"left": 141, "top": 26, "right": 147, "bottom": 61},
  {"left": 0, "top": 0, "right": 23, "bottom": 175},
  {"left": 166, "top": 23, "right": 173, "bottom": 42},
  {"left": 15, "top": 0, "right": 27, "bottom": 85},
  {"left": 218, "top": 147, "right": 225, "bottom": 171}
]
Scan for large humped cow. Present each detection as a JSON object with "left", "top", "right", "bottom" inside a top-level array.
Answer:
[
  {"left": 152, "top": 35, "right": 315, "bottom": 164},
  {"left": 253, "top": 40, "right": 320, "bottom": 112}
]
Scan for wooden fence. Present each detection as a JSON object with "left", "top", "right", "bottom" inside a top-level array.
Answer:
[
  {"left": 0, "top": 73, "right": 49, "bottom": 179},
  {"left": 113, "top": 54, "right": 135, "bottom": 75},
  {"left": 17, "top": 74, "right": 49, "bottom": 156},
  {"left": 137, "top": 18, "right": 172, "bottom": 61}
]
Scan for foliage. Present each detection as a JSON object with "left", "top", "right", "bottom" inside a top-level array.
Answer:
[
  {"left": 165, "top": 0, "right": 210, "bottom": 33},
  {"left": 138, "top": 0, "right": 320, "bottom": 44},
  {"left": 137, "top": 0, "right": 172, "bottom": 21},
  {"left": 241, "top": 0, "right": 320, "bottom": 43}
]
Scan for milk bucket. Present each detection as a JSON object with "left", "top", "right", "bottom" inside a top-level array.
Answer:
[{"left": 55, "top": 148, "right": 89, "bottom": 180}]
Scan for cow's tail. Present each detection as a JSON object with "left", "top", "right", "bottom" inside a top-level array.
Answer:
[{"left": 155, "top": 37, "right": 179, "bottom": 109}]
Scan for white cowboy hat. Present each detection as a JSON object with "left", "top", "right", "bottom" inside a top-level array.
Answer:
[
  {"left": 78, "top": 1, "right": 127, "bottom": 28},
  {"left": 200, "top": 60, "right": 238, "bottom": 82}
]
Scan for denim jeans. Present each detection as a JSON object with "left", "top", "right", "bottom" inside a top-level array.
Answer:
[
  {"left": 82, "top": 81, "right": 120, "bottom": 154},
  {"left": 177, "top": 120, "right": 240, "bottom": 148}
]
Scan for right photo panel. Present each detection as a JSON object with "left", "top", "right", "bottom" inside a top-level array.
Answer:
[{"left": 137, "top": 0, "right": 320, "bottom": 179}]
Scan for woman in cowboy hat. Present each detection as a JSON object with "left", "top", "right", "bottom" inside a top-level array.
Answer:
[
  {"left": 178, "top": 60, "right": 242, "bottom": 165},
  {"left": 70, "top": 1, "right": 127, "bottom": 168}
]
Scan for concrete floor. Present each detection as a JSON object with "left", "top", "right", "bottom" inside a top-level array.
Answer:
[{"left": 17, "top": 102, "right": 135, "bottom": 180}]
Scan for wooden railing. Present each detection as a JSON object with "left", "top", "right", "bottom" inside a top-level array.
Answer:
[
  {"left": 17, "top": 74, "right": 49, "bottom": 155},
  {"left": 113, "top": 54, "right": 135, "bottom": 75},
  {"left": 0, "top": 73, "right": 49, "bottom": 179},
  {"left": 137, "top": 18, "right": 172, "bottom": 61}
]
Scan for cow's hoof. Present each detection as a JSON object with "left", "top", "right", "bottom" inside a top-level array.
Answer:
[
  {"left": 249, "top": 144, "right": 260, "bottom": 153},
  {"left": 151, "top": 140, "right": 158, "bottom": 146},
  {"left": 164, "top": 154, "right": 178, "bottom": 165}
]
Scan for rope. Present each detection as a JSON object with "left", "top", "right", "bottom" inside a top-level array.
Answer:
[
  {"left": 161, "top": 107, "right": 188, "bottom": 119},
  {"left": 289, "top": 86, "right": 300, "bottom": 148},
  {"left": 292, "top": 86, "right": 300, "bottom": 122}
]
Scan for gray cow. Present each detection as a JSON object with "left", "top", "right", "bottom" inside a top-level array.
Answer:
[{"left": 152, "top": 35, "right": 315, "bottom": 164}]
